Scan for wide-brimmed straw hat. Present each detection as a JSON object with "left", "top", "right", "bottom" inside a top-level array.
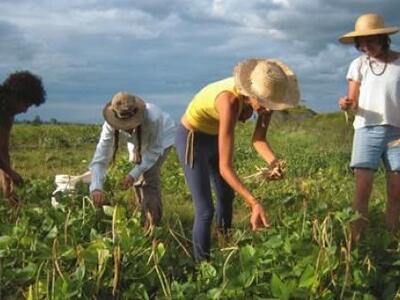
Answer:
[
  {"left": 339, "top": 13, "right": 399, "bottom": 44},
  {"left": 234, "top": 58, "right": 300, "bottom": 110},
  {"left": 103, "top": 92, "right": 146, "bottom": 130}
]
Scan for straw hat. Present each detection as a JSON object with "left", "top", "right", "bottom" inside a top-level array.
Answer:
[
  {"left": 103, "top": 92, "right": 146, "bottom": 130},
  {"left": 234, "top": 59, "right": 300, "bottom": 110},
  {"left": 339, "top": 13, "right": 399, "bottom": 44}
]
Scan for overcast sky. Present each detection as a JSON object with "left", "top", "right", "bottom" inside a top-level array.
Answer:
[{"left": 1, "top": 0, "right": 399, "bottom": 123}]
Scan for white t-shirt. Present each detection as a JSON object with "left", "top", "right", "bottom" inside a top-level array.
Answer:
[{"left": 346, "top": 54, "right": 400, "bottom": 129}]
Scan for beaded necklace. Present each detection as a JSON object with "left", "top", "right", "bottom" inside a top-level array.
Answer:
[
  {"left": 366, "top": 51, "right": 393, "bottom": 76},
  {"left": 368, "top": 57, "right": 387, "bottom": 76}
]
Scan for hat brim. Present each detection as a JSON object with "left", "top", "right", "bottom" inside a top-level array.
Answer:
[
  {"left": 234, "top": 59, "right": 300, "bottom": 110},
  {"left": 339, "top": 27, "right": 400, "bottom": 44},
  {"left": 102, "top": 97, "right": 146, "bottom": 130}
]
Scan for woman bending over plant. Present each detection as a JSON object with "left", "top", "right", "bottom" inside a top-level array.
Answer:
[{"left": 175, "top": 58, "right": 300, "bottom": 261}]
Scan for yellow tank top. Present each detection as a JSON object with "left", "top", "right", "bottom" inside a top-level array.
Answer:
[{"left": 185, "top": 77, "right": 243, "bottom": 135}]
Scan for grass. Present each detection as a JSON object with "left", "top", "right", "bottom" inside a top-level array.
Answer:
[{"left": 1, "top": 112, "right": 399, "bottom": 299}]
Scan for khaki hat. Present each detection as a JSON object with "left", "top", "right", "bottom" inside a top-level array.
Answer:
[
  {"left": 103, "top": 92, "right": 146, "bottom": 130},
  {"left": 339, "top": 13, "right": 399, "bottom": 44},
  {"left": 234, "top": 59, "right": 300, "bottom": 110}
]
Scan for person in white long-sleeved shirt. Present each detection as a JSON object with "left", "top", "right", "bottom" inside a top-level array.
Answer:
[{"left": 89, "top": 91, "right": 176, "bottom": 227}]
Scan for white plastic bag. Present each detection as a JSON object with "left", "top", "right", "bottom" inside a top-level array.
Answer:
[{"left": 53, "top": 171, "right": 92, "bottom": 194}]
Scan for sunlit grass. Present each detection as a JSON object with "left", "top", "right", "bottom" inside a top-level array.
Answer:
[{"left": 1, "top": 111, "right": 399, "bottom": 298}]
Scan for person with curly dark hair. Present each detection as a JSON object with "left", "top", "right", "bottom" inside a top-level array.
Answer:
[{"left": 0, "top": 70, "right": 46, "bottom": 204}]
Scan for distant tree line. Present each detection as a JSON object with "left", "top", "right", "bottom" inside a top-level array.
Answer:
[
  {"left": 15, "top": 116, "right": 99, "bottom": 126},
  {"left": 15, "top": 115, "right": 60, "bottom": 125}
]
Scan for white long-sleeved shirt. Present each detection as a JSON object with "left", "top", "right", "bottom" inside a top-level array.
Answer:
[{"left": 89, "top": 102, "right": 176, "bottom": 192}]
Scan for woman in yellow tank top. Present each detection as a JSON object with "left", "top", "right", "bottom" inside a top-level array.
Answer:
[{"left": 175, "top": 58, "right": 300, "bottom": 261}]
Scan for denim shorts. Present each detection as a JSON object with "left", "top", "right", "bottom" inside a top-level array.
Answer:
[{"left": 351, "top": 125, "right": 400, "bottom": 171}]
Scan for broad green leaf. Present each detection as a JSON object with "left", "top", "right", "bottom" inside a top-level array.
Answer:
[
  {"left": 299, "top": 265, "right": 317, "bottom": 289},
  {"left": 199, "top": 261, "right": 217, "bottom": 282},
  {"left": 238, "top": 270, "right": 256, "bottom": 288},
  {"left": 72, "top": 264, "right": 86, "bottom": 281},
  {"left": 102, "top": 205, "right": 114, "bottom": 217},
  {"left": 264, "top": 236, "right": 283, "bottom": 249},
  {"left": 0, "top": 236, "right": 13, "bottom": 248},
  {"left": 157, "top": 242, "right": 166, "bottom": 259},
  {"left": 241, "top": 244, "right": 256, "bottom": 259},
  {"left": 45, "top": 226, "right": 58, "bottom": 239},
  {"left": 208, "top": 288, "right": 223, "bottom": 299},
  {"left": 271, "top": 273, "right": 288, "bottom": 299},
  {"left": 14, "top": 262, "right": 37, "bottom": 282}
]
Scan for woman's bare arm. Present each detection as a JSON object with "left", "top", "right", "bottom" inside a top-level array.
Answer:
[
  {"left": 252, "top": 110, "right": 277, "bottom": 164},
  {"left": 216, "top": 92, "right": 258, "bottom": 207}
]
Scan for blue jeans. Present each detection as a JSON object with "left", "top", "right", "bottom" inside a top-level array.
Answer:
[{"left": 175, "top": 124, "right": 234, "bottom": 261}]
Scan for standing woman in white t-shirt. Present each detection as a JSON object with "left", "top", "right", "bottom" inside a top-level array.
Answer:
[{"left": 338, "top": 13, "right": 400, "bottom": 239}]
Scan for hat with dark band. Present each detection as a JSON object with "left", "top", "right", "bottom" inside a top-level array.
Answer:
[{"left": 103, "top": 92, "right": 146, "bottom": 130}]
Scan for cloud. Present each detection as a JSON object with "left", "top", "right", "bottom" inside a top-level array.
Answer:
[
  {"left": 0, "top": 21, "right": 36, "bottom": 67},
  {"left": 1, "top": 0, "right": 400, "bottom": 122}
]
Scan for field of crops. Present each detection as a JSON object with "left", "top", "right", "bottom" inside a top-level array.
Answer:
[{"left": 1, "top": 111, "right": 400, "bottom": 299}]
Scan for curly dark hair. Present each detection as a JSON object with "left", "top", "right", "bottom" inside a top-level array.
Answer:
[{"left": 2, "top": 70, "right": 46, "bottom": 107}]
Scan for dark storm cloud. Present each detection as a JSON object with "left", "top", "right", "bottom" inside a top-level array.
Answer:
[
  {"left": 1, "top": 0, "right": 399, "bottom": 122},
  {"left": 0, "top": 21, "right": 35, "bottom": 64}
]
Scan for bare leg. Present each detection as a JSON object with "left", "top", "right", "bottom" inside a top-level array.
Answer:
[
  {"left": 385, "top": 172, "right": 400, "bottom": 232},
  {"left": 351, "top": 168, "right": 374, "bottom": 240}
]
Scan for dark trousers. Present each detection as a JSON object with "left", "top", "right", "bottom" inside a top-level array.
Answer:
[
  {"left": 175, "top": 124, "right": 234, "bottom": 261},
  {"left": 133, "top": 148, "right": 170, "bottom": 228}
]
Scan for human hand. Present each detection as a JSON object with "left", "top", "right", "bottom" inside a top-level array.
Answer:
[
  {"left": 265, "top": 159, "right": 286, "bottom": 180},
  {"left": 121, "top": 175, "right": 135, "bottom": 190},
  {"left": 338, "top": 96, "right": 355, "bottom": 111},
  {"left": 8, "top": 169, "right": 24, "bottom": 186},
  {"left": 1, "top": 172, "right": 21, "bottom": 206},
  {"left": 250, "top": 203, "right": 269, "bottom": 230},
  {"left": 91, "top": 190, "right": 105, "bottom": 206},
  {"left": 388, "top": 138, "right": 400, "bottom": 148},
  {"left": 6, "top": 193, "right": 20, "bottom": 207}
]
